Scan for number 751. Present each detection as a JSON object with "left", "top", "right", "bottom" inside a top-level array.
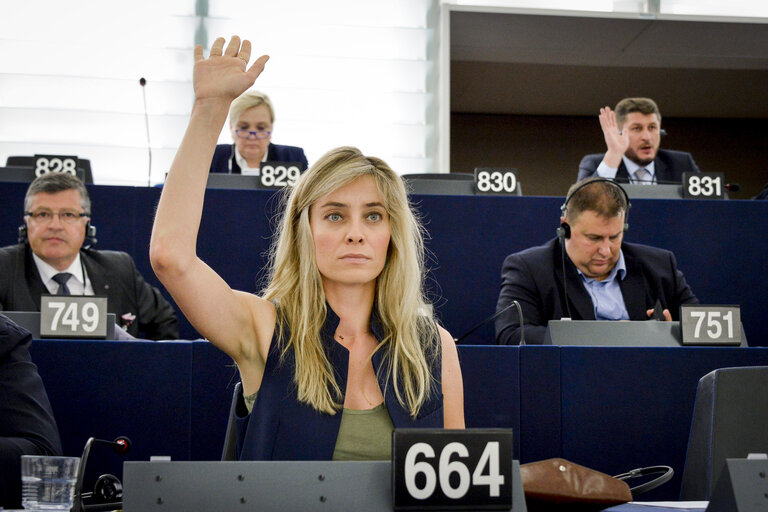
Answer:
[{"left": 689, "top": 310, "right": 734, "bottom": 338}]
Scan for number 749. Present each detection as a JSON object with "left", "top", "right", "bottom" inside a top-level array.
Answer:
[{"left": 48, "top": 301, "right": 100, "bottom": 332}]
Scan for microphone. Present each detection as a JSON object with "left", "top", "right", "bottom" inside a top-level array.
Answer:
[
  {"left": 454, "top": 300, "right": 525, "bottom": 345},
  {"left": 72, "top": 436, "right": 132, "bottom": 512},
  {"left": 651, "top": 299, "right": 665, "bottom": 321},
  {"left": 139, "top": 77, "right": 152, "bottom": 186},
  {"left": 560, "top": 239, "right": 574, "bottom": 321}
]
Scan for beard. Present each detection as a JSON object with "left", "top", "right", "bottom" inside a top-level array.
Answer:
[{"left": 625, "top": 146, "right": 656, "bottom": 166}]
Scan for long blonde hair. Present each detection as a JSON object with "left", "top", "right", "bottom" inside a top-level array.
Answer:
[{"left": 262, "top": 146, "right": 440, "bottom": 416}]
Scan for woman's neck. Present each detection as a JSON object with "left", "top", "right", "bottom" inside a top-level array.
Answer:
[
  {"left": 244, "top": 154, "right": 264, "bottom": 168},
  {"left": 324, "top": 281, "right": 375, "bottom": 336}
]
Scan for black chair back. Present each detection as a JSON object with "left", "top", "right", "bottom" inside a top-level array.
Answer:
[
  {"left": 221, "top": 381, "right": 242, "bottom": 461},
  {"left": 680, "top": 366, "right": 768, "bottom": 500}
]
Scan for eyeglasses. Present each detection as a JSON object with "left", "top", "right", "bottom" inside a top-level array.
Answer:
[
  {"left": 25, "top": 210, "right": 88, "bottom": 224},
  {"left": 235, "top": 129, "right": 272, "bottom": 140}
]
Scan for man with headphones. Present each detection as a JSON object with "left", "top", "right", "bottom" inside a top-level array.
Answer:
[
  {"left": 0, "top": 172, "right": 179, "bottom": 340},
  {"left": 494, "top": 177, "right": 698, "bottom": 345}
]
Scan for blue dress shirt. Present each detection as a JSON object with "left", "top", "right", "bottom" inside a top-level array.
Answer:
[{"left": 577, "top": 250, "right": 630, "bottom": 321}]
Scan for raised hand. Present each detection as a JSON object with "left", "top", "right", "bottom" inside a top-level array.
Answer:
[
  {"left": 598, "top": 107, "right": 629, "bottom": 168},
  {"left": 192, "top": 36, "right": 269, "bottom": 102}
]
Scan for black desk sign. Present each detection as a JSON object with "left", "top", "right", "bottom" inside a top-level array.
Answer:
[
  {"left": 681, "top": 304, "right": 742, "bottom": 346},
  {"left": 474, "top": 168, "right": 519, "bottom": 196},
  {"left": 258, "top": 161, "right": 302, "bottom": 189},
  {"left": 682, "top": 172, "right": 725, "bottom": 199},
  {"left": 393, "top": 428, "right": 514, "bottom": 510},
  {"left": 40, "top": 295, "right": 108, "bottom": 338},
  {"left": 33, "top": 154, "right": 80, "bottom": 177}
]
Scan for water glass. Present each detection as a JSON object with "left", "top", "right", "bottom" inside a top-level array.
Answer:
[{"left": 20, "top": 455, "right": 80, "bottom": 511}]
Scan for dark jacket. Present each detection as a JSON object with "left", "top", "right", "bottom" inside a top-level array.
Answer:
[
  {"left": 210, "top": 143, "right": 308, "bottom": 174},
  {"left": 236, "top": 307, "right": 443, "bottom": 460},
  {"left": 0, "top": 314, "right": 62, "bottom": 509},
  {"left": 0, "top": 244, "right": 179, "bottom": 340},
  {"left": 578, "top": 148, "right": 701, "bottom": 183},
  {"left": 495, "top": 238, "right": 699, "bottom": 345}
]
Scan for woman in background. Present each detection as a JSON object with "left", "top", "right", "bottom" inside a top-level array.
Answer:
[{"left": 209, "top": 89, "right": 308, "bottom": 174}]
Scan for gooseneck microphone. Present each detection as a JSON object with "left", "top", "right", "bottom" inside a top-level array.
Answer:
[
  {"left": 72, "top": 436, "right": 132, "bottom": 512},
  {"left": 454, "top": 300, "right": 526, "bottom": 345},
  {"left": 139, "top": 77, "right": 152, "bottom": 186},
  {"left": 560, "top": 240, "right": 574, "bottom": 321}
]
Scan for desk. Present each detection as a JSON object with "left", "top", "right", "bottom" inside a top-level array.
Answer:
[
  {"left": 29, "top": 340, "right": 768, "bottom": 500},
  {"left": 2, "top": 182, "right": 767, "bottom": 345}
]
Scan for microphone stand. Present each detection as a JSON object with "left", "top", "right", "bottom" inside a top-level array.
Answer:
[
  {"left": 454, "top": 300, "right": 525, "bottom": 345},
  {"left": 72, "top": 436, "right": 131, "bottom": 512}
]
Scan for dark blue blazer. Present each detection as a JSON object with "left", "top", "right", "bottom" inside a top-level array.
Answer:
[
  {"left": 236, "top": 308, "right": 444, "bottom": 460},
  {"left": 577, "top": 148, "right": 700, "bottom": 183},
  {"left": 0, "top": 314, "right": 62, "bottom": 509},
  {"left": 494, "top": 238, "right": 699, "bottom": 346},
  {"left": 210, "top": 143, "right": 308, "bottom": 174}
]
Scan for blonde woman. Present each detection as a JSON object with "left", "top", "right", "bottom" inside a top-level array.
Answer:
[
  {"left": 209, "top": 90, "right": 308, "bottom": 174},
  {"left": 150, "top": 36, "right": 464, "bottom": 460}
]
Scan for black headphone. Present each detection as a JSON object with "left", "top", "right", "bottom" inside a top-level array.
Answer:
[
  {"left": 556, "top": 178, "right": 631, "bottom": 239},
  {"left": 614, "top": 465, "right": 674, "bottom": 499},
  {"left": 76, "top": 473, "right": 123, "bottom": 512},
  {"left": 18, "top": 218, "right": 98, "bottom": 247}
]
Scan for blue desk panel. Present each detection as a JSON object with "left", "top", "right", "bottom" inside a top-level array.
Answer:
[
  {"left": 28, "top": 339, "right": 768, "bottom": 501},
  {"left": 2, "top": 182, "right": 767, "bottom": 345},
  {"left": 559, "top": 347, "right": 768, "bottom": 500}
]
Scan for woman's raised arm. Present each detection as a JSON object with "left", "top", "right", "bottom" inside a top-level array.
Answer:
[{"left": 150, "top": 37, "right": 274, "bottom": 372}]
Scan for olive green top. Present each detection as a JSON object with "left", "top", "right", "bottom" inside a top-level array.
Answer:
[
  {"left": 332, "top": 401, "right": 394, "bottom": 461},
  {"left": 243, "top": 391, "right": 393, "bottom": 460}
]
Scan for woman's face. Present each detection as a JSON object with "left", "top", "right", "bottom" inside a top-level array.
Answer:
[
  {"left": 231, "top": 104, "right": 272, "bottom": 163},
  {"left": 309, "top": 175, "right": 391, "bottom": 290}
]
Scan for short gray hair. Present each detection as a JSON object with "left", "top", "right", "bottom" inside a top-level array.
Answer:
[{"left": 24, "top": 172, "right": 91, "bottom": 214}]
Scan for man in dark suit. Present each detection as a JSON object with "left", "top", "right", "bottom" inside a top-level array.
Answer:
[
  {"left": 0, "top": 172, "right": 178, "bottom": 340},
  {"left": 209, "top": 89, "right": 308, "bottom": 174},
  {"left": 578, "top": 97, "right": 700, "bottom": 183},
  {"left": 495, "top": 178, "right": 698, "bottom": 345},
  {"left": 0, "top": 313, "right": 62, "bottom": 509}
]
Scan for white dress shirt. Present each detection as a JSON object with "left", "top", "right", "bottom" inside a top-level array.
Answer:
[{"left": 32, "top": 252, "right": 94, "bottom": 295}]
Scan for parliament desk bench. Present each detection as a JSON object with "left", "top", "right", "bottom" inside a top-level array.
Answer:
[
  {"left": 29, "top": 339, "right": 768, "bottom": 500},
  {"left": 2, "top": 181, "right": 767, "bottom": 345}
]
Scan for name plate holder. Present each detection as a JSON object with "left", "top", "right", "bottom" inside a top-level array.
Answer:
[
  {"left": 40, "top": 295, "right": 109, "bottom": 339},
  {"left": 683, "top": 172, "right": 726, "bottom": 200},
  {"left": 33, "top": 154, "right": 80, "bottom": 176},
  {"left": 123, "top": 456, "right": 527, "bottom": 512},
  {"left": 256, "top": 161, "right": 303, "bottom": 189},
  {"left": 706, "top": 458, "right": 768, "bottom": 512},
  {"left": 545, "top": 318, "right": 747, "bottom": 347},
  {"left": 681, "top": 305, "right": 743, "bottom": 346},
  {"left": 392, "top": 428, "right": 524, "bottom": 511},
  {"left": 545, "top": 320, "right": 682, "bottom": 347},
  {"left": 124, "top": 461, "right": 392, "bottom": 512},
  {"left": 473, "top": 168, "right": 522, "bottom": 196},
  {"left": 205, "top": 161, "right": 303, "bottom": 190}
]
